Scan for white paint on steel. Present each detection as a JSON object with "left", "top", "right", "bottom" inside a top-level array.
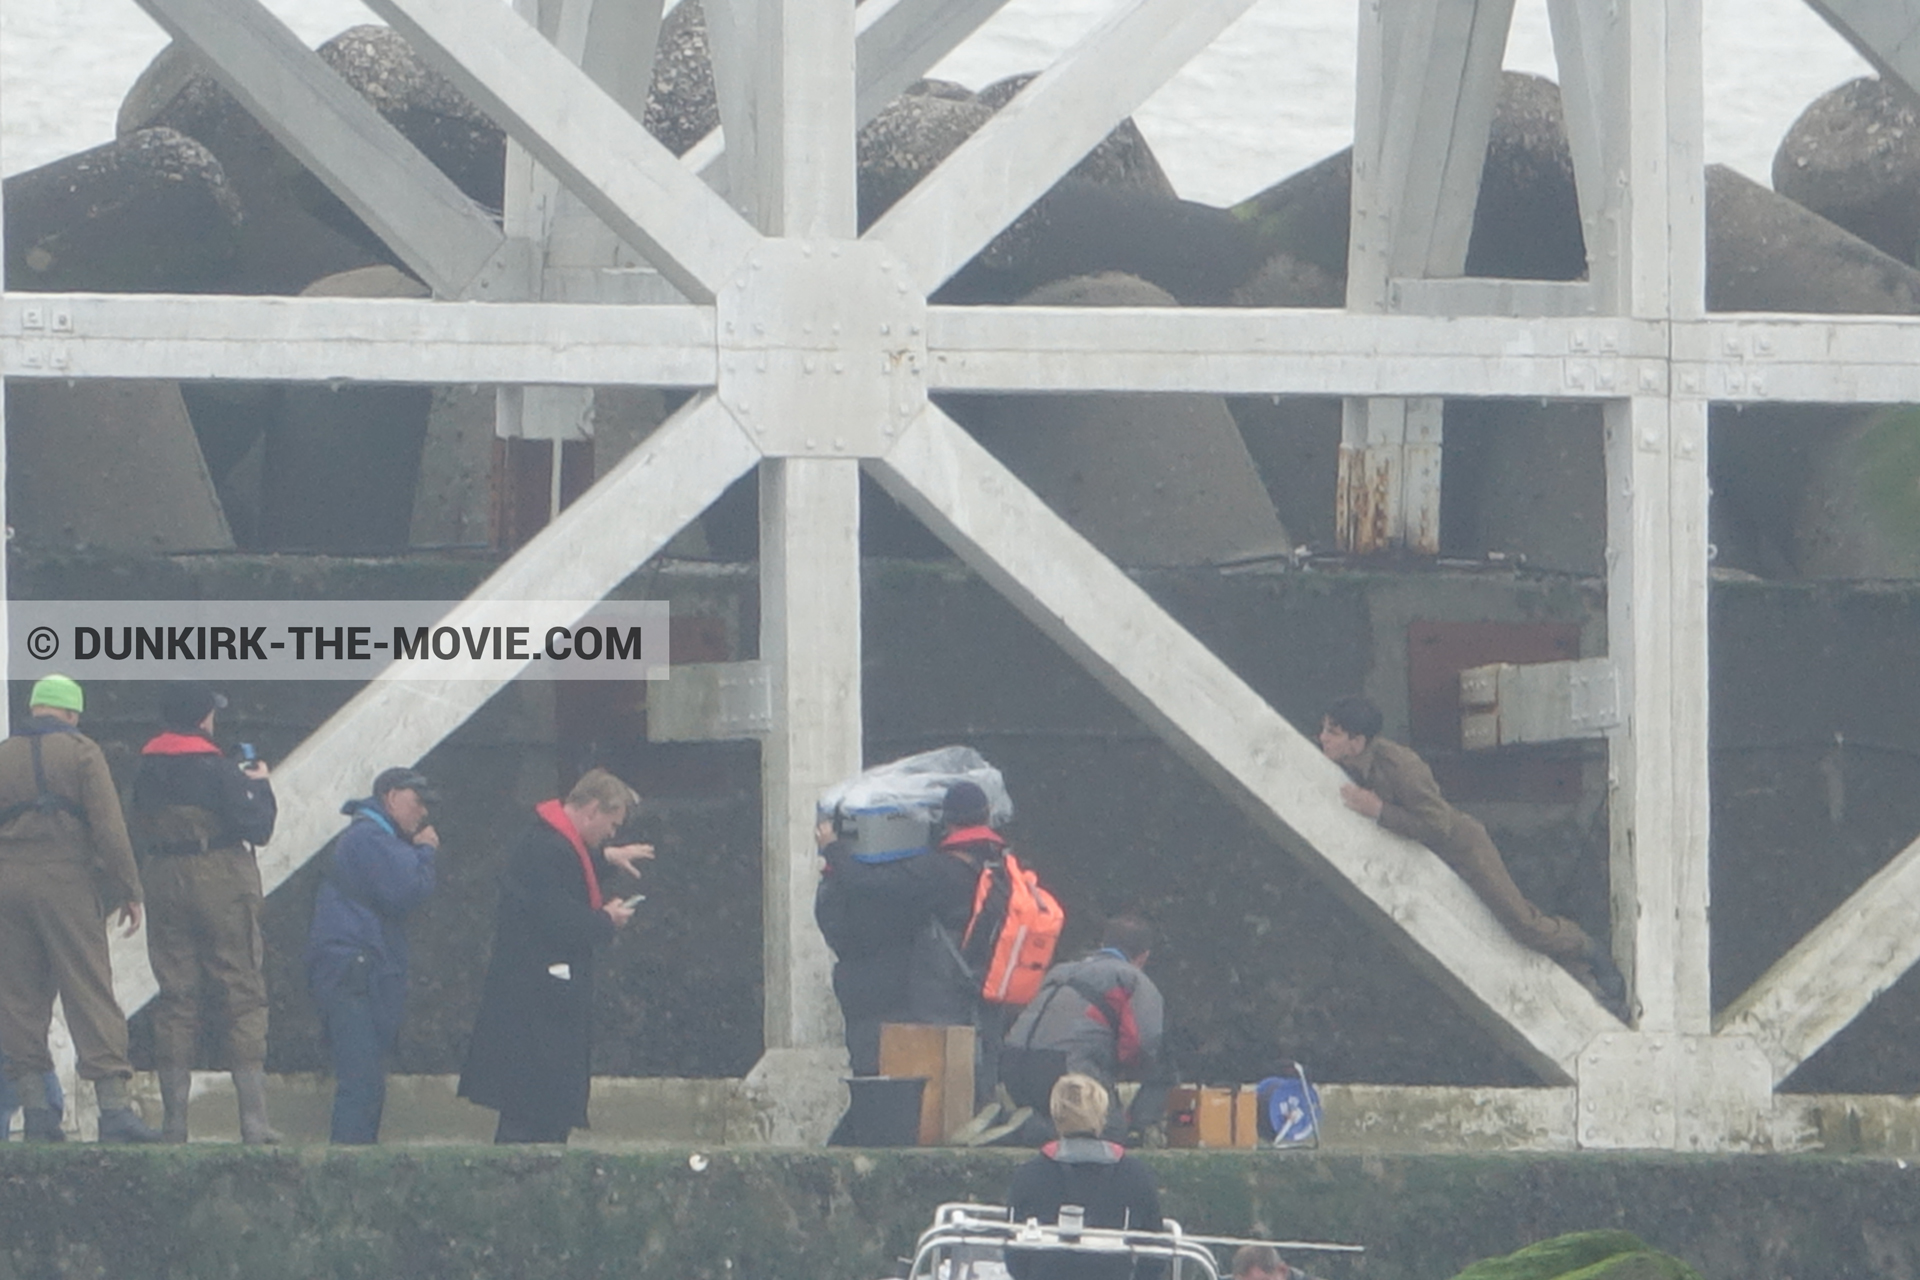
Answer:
[
  {"left": 132, "top": 0, "right": 506, "bottom": 299},
  {"left": 1717, "top": 829, "right": 1920, "bottom": 1084},
  {"left": 365, "top": 0, "right": 761, "bottom": 301},
  {"left": 758, "top": 458, "right": 862, "bottom": 1060},
  {"left": 0, "top": 295, "right": 717, "bottom": 385},
  {"left": 866, "top": 0, "right": 1261, "bottom": 292},
  {"left": 1801, "top": 0, "right": 1920, "bottom": 98},
  {"left": 715, "top": 239, "right": 926, "bottom": 457},
  {"left": 854, "top": 0, "right": 1020, "bottom": 126}
]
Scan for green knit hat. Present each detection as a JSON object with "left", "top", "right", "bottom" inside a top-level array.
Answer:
[{"left": 29, "top": 674, "right": 84, "bottom": 713}]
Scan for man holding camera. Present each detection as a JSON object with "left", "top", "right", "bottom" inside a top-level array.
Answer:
[{"left": 132, "top": 682, "right": 278, "bottom": 1143}]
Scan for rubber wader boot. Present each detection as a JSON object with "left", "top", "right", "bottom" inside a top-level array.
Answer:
[
  {"left": 11, "top": 1073, "right": 64, "bottom": 1142},
  {"left": 233, "top": 1068, "right": 281, "bottom": 1145},
  {"left": 159, "top": 1067, "right": 191, "bottom": 1143},
  {"left": 94, "top": 1076, "right": 163, "bottom": 1144},
  {"left": 22, "top": 1107, "right": 65, "bottom": 1142}
]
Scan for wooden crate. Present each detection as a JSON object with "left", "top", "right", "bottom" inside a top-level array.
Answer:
[
  {"left": 879, "top": 1023, "right": 976, "bottom": 1145},
  {"left": 1166, "top": 1085, "right": 1236, "bottom": 1148}
]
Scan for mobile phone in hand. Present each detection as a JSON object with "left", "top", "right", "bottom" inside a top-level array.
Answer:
[{"left": 619, "top": 894, "right": 646, "bottom": 909}]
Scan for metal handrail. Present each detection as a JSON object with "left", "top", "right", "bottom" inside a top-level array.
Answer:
[{"left": 901, "top": 1204, "right": 1363, "bottom": 1280}]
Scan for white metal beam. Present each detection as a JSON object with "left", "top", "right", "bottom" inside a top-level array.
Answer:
[
  {"left": 1341, "top": 0, "right": 1512, "bottom": 555},
  {"left": 1801, "top": 0, "right": 1920, "bottom": 102},
  {"left": 758, "top": 459, "right": 861, "bottom": 1055},
  {"left": 1592, "top": 0, "right": 1709, "bottom": 1037},
  {"left": 870, "top": 405, "right": 1617, "bottom": 1083},
  {"left": 854, "top": 0, "right": 1018, "bottom": 124},
  {"left": 703, "top": 0, "right": 766, "bottom": 216},
  {"left": 688, "top": 0, "right": 1020, "bottom": 197},
  {"left": 0, "top": 295, "right": 716, "bottom": 385},
  {"left": 110, "top": 394, "right": 760, "bottom": 1015},
  {"left": 924, "top": 307, "right": 1666, "bottom": 397},
  {"left": 1717, "top": 831, "right": 1920, "bottom": 1085},
  {"left": 1546, "top": 0, "right": 1621, "bottom": 290},
  {"left": 577, "top": 0, "right": 666, "bottom": 118},
  {"left": 364, "top": 0, "right": 761, "bottom": 301},
  {"left": 865, "top": 0, "right": 1258, "bottom": 292},
  {"left": 746, "top": 0, "right": 861, "bottom": 1072},
  {"left": 27, "top": 294, "right": 1920, "bottom": 404},
  {"left": 132, "top": 0, "right": 506, "bottom": 299}
]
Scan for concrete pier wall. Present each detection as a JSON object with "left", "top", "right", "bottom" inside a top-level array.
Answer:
[{"left": 0, "top": 1147, "right": 1914, "bottom": 1280}]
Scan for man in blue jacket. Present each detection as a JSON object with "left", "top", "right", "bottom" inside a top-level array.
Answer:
[{"left": 305, "top": 766, "right": 439, "bottom": 1144}]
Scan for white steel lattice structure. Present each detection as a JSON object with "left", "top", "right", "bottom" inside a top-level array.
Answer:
[{"left": 8, "top": 0, "right": 1920, "bottom": 1148}]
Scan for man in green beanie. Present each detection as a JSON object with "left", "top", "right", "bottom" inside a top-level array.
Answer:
[{"left": 0, "top": 674, "right": 161, "bottom": 1142}]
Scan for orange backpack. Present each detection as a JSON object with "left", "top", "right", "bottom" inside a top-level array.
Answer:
[{"left": 962, "top": 851, "right": 1065, "bottom": 1005}]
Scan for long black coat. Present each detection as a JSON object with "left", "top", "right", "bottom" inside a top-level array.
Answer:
[{"left": 457, "top": 816, "right": 614, "bottom": 1131}]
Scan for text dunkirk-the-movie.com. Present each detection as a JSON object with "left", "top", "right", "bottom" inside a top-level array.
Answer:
[{"left": 8, "top": 601, "right": 672, "bottom": 681}]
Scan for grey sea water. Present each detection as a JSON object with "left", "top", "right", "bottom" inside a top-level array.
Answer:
[{"left": 0, "top": 0, "right": 1872, "bottom": 206}]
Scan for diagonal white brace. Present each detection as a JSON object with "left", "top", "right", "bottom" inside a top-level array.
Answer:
[
  {"left": 132, "top": 0, "right": 505, "bottom": 299},
  {"left": 864, "top": 0, "right": 1259, "bottom": 292},
  {"left": 854, "top": 0, "right": 1020, "bottom": 125},
  {"left": 1716, "top": 829, "right": 1920, "bottom": 1085},
  {"left": 868, "top": 404, "right": 1616, "bottom": 1083},
  {"left": 1802, "top": 0, "right": 1920, "bottom": 102},
  {"left": 364, "top": 0, "right": 762, "bottom": 302},
  {"left": 687, "top": 0, "right": 1019, "bottom": 196},
  {"left": 108, "top": 394, "right": 761, "bottom": 1014}
]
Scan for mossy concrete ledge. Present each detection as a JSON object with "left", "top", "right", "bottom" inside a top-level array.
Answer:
[{"left": 1, "top": 1148, "right": 1916, "bottom": 1280}]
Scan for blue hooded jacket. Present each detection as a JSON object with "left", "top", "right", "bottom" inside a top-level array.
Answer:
[{"left": 304, "top": 798, "right": 436, "bottom": 1034}]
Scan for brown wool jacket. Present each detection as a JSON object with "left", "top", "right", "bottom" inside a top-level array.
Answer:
[
  {"left": 1340, "top": 736, "right": 1487, "bottom": 859},
  {"left": 0, "top": 720, "right": 141, "bottom": 907}
]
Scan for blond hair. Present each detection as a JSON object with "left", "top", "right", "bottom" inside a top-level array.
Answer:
[
  {"left": 1049, "top": 1073, "right": 1111, "bottom": 1137},
  {"left": 566, "top": 767, "right": 639, "bottom": 814}
]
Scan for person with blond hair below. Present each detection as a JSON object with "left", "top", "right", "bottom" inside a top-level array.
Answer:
[
  {"left": 1231, "top": 1244, "right": 1325, "bottom": 1280},
  {"left": 1006, "top": 1074, "right": 1165, "bottom": 1280}
]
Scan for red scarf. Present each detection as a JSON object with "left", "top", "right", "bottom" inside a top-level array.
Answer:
[
  {"left": 941, "top": 825, "right": 1005, "bottom": 850},
  {"left": 141, "top": 732, "right": 223, "bottom": 756},
  {"left": 536, "top": 798, "right": 602, "bottom": 910}
]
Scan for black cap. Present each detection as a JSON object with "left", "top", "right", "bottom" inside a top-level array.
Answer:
[
  {"left": 941, "top": 780, "right": 992, "bottom": 828},
  {"left": 160, "top": 682, "right": 227, "bottom": 732},
  {"left": 372, "top": 766, "right": 440, "bottom": 806}
]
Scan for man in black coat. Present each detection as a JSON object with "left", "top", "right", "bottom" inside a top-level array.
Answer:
[
  {"left": 814, "top": 780, "right": 1000, "bottom": 1078},
  {"left": 131, "top": 682, "right": 277, "bottom": 1143},
  {"left": 458, "top": 768, "right": 653, "bottom": 1143}
]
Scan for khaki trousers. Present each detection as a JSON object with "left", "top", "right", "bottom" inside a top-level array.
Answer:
[
  {"left": 143, "top": 848, "right": 269, "bottom": 1069},
  {"left": 0, "top": 862, "right": 133, "bottom": 1080},
  {"left": 1438, "top": 816, "right": 1595, "bottom": 962}
]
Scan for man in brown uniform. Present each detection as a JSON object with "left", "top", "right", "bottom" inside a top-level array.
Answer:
[
  {"left": 0, "top": 674, "right": 161, "bottom": 1141},
  {"left": 1318, "top": 695, "right": 1627, "bottom": 1014}
]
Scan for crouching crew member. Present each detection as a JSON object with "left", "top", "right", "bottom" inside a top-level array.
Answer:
[
  {"left": 1002, "top": 915, "right": 1171, "bottom": 1144},
  {"left": 133, "top": 683, "right": 278, "bottom": 1143}
]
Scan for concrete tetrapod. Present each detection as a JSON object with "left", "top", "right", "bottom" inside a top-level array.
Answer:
[{"left": 952, "top": 272, "right": 1292, "bottom": 568}]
